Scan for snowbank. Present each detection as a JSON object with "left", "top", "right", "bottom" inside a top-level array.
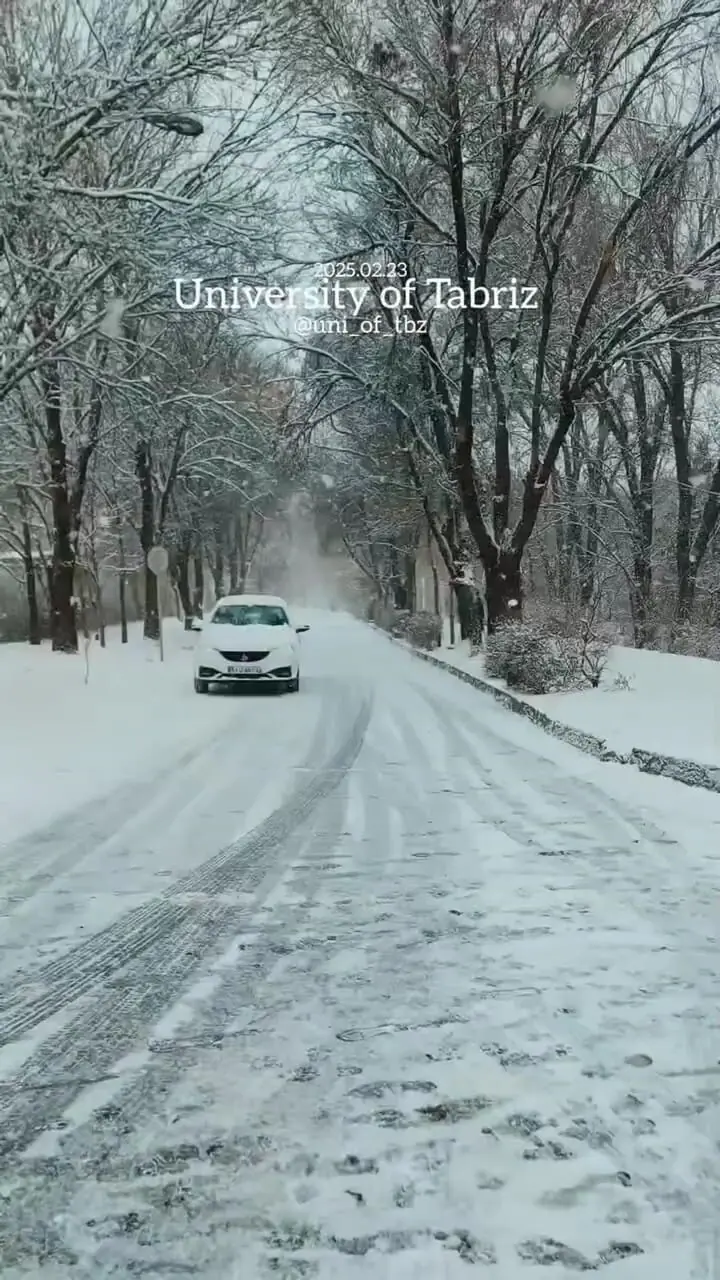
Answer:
[
  {"left": 0, "top": 621, "right": 239, "bottom": 849},
  {"left": 521, "top": 645, "right": 720, "bottom": 769},
  {"left": 435, "top": 642, "right": 720, "bottom": 768}
]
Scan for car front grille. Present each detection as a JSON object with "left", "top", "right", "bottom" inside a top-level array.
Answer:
[{"left": 219, "top": 650, "right": 269, "bottom": 662}]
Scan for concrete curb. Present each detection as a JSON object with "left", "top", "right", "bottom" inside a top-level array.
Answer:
[{"left": 371, "top": 625, "right": 720, "bottom": 796}]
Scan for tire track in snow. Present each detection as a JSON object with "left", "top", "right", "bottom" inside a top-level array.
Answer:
[
  {"left": 0, "top": 692, "right": 371, "bottom": 1167},
  {"left": 0, "top": 675, "right": 325, "bottom": 936},
  {"left": 0, "top": 679, "right": 344, "bottom": 1009},
  {"left": 0, "top": 782, "right": 361, "bottom": 1265},
  {"left": 0, "top": 684, "right": 330, "bottom": 997},
  {"left": 0, "top": 728, "right": 238, "bottom": 903},
  {"left": 0, "top": 661, "right": 703, "bottom": 1274},
  {"left": 55, "top": 706, "right": 657, "bottom": 1276},
  {"left": 0, "top": 681, "right": 371, "bottom": 1048},
  {"left": 46, "top": 766, "right": 393, "bottom": 1203},
  {"left": 4, "top": 643, "right": 717, "bottom": 1271}
]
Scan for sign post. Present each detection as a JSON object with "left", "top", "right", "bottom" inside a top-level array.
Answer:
[{"left": 147, "top": 545, "right": 169, "bottom": 661}]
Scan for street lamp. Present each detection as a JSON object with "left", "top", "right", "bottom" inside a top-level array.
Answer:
[{"left": 142, "top": 111, "right": 204, "bottom": 138}]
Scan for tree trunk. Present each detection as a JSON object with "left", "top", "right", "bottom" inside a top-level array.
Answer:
[
  {"left": 88, "top": 516, "right": 105, "bottom": 648},
  {"left": 404, "top": 553, "right": 416, "bottom": 612},
  {"left": 674, "top": 455, "right": 720, "bottom": 634},
  {"left": 36, "top": 548, "right": 51, "bottom": 613},
  {"left": 427, "top": 528, "right": 441, "bottom": 616},
  {"left": 192, "top": 546, "right": 204, "bottom": 616},
  {"left": 559, "top": 447, "right": 582, "bottom": 604},
  {"left": 229, "top": 516, "right": 243, "bottom": 592},
  {"left": 174, "top": 531, "right": 193, "bottom": 627},
  {"left": 629, "top": 391, "right": 656, "bottom": 648},
  {"left": 551, "top": 465, "right": 573, "bottom": 602},
  {"left": 578, "top": 422, "right": 608, "bottom": 607},
  {"left": 484, "top": 553, "right": 522, "bottom": 632},
  {"left": 78, "top": 582, "right": 90, "bottom": 641},
  {"left": 212, "top": 527, "right": 225, "bottom": 599},
  {"left": 667, "top": 345, "right": 694, "bottom": 627},
  {"left": 43, "top": 362, "right": 78, "bottom": 653},
  {"left": 675, "top": 564, "right": 697, "bottom": 630},
  {"left": 118, "top": 532, "right": 128, "bottom": 644},
  {"left": 21, "top": 517, "right": 41, "bottom": 645},
  {"left": 452, "top": 580, "right": 483, "bottom": 643},
  {"left": 96, "top": 582, "right": 106, "bottom": 647},
  {"left": 630, "top": 551, "right": 654, "bottom": 648},
  {"left": 135, "top": 440, "right": 159, "bottom": 640},
  {"left": 50, "top": 559, "right": 77, "bottom": 652},
  {"left": 387, "top": 545, "right": 407, "bottom": 610},
  {"left": 143, "top": 564, "right": 159, "bottom": 641}
]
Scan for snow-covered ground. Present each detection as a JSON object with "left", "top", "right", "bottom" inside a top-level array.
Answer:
[
  {"left": 0, "top": 620, "right": 238, "bottom": 849},
  {"left": 435, "top": 629, "right": 720, "bottom": 768},
  {"left": 2, "top": 613, "right": 720, "bottom": 1277}
]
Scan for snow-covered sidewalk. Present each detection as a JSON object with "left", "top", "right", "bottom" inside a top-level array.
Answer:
[
  {"left": 428, "top": 637, "right": 720, "bottom": 772},
  {"left": 0, "top": 621, "right": 245, "bottom": 851}
]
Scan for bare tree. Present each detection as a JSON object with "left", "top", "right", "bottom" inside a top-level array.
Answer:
[
  {"left": 291, "top": 0, "right": 720, "bottom": 628},
  {"left": 0, "top": 0, "right": 296, "bottom": 649}
]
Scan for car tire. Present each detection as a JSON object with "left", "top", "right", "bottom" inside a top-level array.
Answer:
[
  {"left": 289, "top": 674, "right": 300, "bottom": 692},
  {"left": 194, "top": 678, "right": 209, "bottom": 694}
]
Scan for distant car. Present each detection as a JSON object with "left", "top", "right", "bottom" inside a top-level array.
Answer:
[{"left": 191, "top": 594, "right": 309, "bottom": 694}]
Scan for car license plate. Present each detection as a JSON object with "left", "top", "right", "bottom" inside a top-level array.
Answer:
[{"left": 228, "top": 664, "right": 263, "bottom": 675}]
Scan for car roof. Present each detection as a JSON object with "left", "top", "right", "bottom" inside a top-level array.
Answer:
[{"left": 213, "top": 594, "right": 289, "bottom": 608}]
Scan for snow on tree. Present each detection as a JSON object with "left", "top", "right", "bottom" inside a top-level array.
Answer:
[
  {"left": 290, "top": 0, "right": 720, "bottom": 631},
  {"left": 0, "top": 0, "right": 298, "bottom": 650}
]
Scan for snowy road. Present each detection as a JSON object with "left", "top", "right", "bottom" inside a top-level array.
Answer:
[{"left": 2, "top": 614, "right": 720, "bottom": 1277}]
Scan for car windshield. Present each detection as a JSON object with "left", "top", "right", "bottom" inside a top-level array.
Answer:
[{"left": 211, "top": 604, "right": 288, "bottom": 626}]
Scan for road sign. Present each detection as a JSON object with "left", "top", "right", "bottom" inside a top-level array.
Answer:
[{"left": 147, "top": 545, "right": 169, "bottom": 575}]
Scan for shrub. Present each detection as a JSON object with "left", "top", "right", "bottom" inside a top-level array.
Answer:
[
  {"left": 485, "top": 620, "right": 559, "bottom": 693},
  {"left": 485, "top": 618, "right": 608, "bottom": 695},
  {"left": 403, "top": 610, "right": 442, "bottom": 650},
  {"left": 389, "top": 609, "right": 412, "bottom": 637},
  {"left": 669, "top": 622, "right": 720, "bottom": 662},
  {"left": 368, "top": 601, "right": 441, "bottom": 649},
  {"left": 366, "top": 597, "right": 405, "bottom": 634}
]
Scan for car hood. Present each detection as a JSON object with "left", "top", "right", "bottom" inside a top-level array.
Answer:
[{"left": 203, "top": 623, "right": 293, "bottom": 650}]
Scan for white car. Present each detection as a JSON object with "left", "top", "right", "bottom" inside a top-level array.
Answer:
[{"left": 191, "top": 594, "right": 309, "bottom": 694}]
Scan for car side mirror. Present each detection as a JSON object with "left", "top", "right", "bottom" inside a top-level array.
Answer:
[{"left": 296, "top": 624, "right": 310, "bottom": 633}]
